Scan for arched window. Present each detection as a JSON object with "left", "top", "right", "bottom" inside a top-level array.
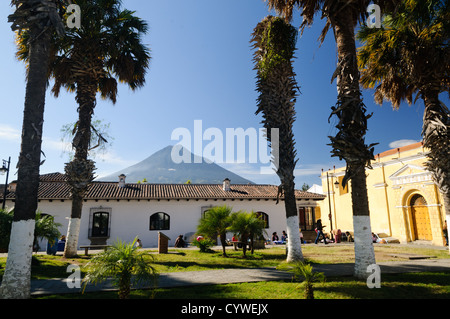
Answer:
[
  {"left": 150, "top": 212, "right": 170, "bottom": 230},
  {"left": 256, "top": 211, "right": 269, "bottom": 228}
]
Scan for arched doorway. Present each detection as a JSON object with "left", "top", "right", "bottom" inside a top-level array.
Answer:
[{"left": 410, "top": 194, "right": 432, "bottom": 241}]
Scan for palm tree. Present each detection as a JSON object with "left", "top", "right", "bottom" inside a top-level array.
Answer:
[
  {"left": 196, "top": 205, "right": 233, "bottom": 256},
  {"left": 357, "top": 0, "right": 450, "bottom": 250},
  {"left": 0, "top": 0, "right": 66, "bottom": 299},
  {"left": 251, "top": 15, "right": 304, "bottom": 262},
  {"left": 16, "top": 0, "right": 151, "bottom": 257},
  {"left": 0, "top": 209, "right": 61, "bottom": 253},
  {"left": 82, "top": 237, "right": 157, "bottom": 299},
  {"left": 247, "top": 212, "right": 267, "bottom": 254},
  {"left": 291, "top": 262, "right": 325, "bottom": 299},
  {"left": 265, "top": 0, "right": 400, "bottom": 278},
  {"left": 0, "top": 209, "right": 13, "bottom": 253},
  {"left": 33, "top": 212, "right": 62, "bottom": 252},
  {"left": 229, "top": 211, "right": 266, "bottom": 257}
]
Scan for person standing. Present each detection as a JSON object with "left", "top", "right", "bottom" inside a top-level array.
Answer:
[
  {"left": 314, "top": 219, "right": 327, "bottom": 245},
  {"left": 444, "top": 220, "right": 448, "bottom": 246}
]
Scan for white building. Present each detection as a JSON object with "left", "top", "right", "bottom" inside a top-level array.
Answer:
[{"left": 2, "top": 173, "right": 325, "bottom": 248}]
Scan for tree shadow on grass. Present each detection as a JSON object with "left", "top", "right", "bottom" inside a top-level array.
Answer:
[
  {"left": 314, "top": 272, "right": 450, "bottom": 299},
  {"left": 152, "top": 249, "right": 287, "bottom": 271},
  {"left": 154, "top": 283, "right": 240, "bottom": 299}
]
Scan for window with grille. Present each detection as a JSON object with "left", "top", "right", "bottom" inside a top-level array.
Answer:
[{"left": 150, "top": 212, "right": 170, "bottom": 230}]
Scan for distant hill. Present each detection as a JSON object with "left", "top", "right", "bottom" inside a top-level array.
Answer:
[{"left": 96, "top": 145, "right": 254, "bottom": 184}]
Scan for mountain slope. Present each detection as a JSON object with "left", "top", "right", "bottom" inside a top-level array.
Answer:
[{"left": 96, "top": 145, "right": 254, "bottom": 184}]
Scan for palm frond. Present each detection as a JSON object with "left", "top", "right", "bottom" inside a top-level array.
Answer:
[{"left": 82, "top": 237, "right": 157, "bottom": 297}]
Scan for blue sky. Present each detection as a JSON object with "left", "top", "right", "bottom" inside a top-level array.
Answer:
[{"left": 0, "top": 0, "right": 437, "bottom": 188}]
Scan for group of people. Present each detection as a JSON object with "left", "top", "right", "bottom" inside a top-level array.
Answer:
[
  {"left": 314, "top": 219, "right": 353, "bottom": 244},
  {"left": 271, "top": 231, "right": 288, "bottom": 244},
  {"left": 267, "top": 219, "right": 331, "bottom": 245},
  {"left": 270, "top": 220, "right": 333, "bottom": 245},
  {"left": 134, "top": 235, "right": 188, "bottom": 249}
]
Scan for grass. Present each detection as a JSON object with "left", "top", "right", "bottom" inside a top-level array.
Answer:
[
  {"left": 1, "top": 243, "right": 449, "bottom": 299},
  {"left": 38, "top": 271, "right": 450, "bottom": 299},
  {"left": 156, "top": 271, "right": 450, "bottom": 299},
  {"left": 1, "top": 243, "right": 448, "bottom": 280}
]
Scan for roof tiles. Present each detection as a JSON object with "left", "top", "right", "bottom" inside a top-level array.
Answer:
[{"left": 2, "top": 173, "right": 325, "bottom": 201}]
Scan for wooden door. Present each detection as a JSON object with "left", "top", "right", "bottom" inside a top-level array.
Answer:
[
  {"left": 410, "top": 195, "right": 432, "bottom": 241},
  {"left": 299, "top": 207, "right": 306, "bottom": 231}
]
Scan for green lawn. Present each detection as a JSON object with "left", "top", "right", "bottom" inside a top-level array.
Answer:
[
  {"left": 1, "top": 243, "right": 449, "bottom": 299},
  {"left": 1, "top": 243, "right": 449, "bottom": 280},
  {"left": 38, "top": 271, "right": 450, "bottom": 299}
]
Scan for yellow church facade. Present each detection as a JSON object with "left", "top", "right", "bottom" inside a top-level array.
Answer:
[{"left": 320, "top": 142, "right": 447, "bottom": 246}]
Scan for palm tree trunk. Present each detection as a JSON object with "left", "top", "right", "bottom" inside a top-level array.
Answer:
[
  {"left": 118, "top": 272, "right": 131, "bottom": 299},
  {"left": 63, "top": 194, "right": 83, "bottom": 257},
  {"left": 304, "top": 282, "right": 314, "bottom": 300},
  {"left": 351, "top": 165, "right": 376, "bottom": 278},
  {"left": 63, "top": 86, "right": 96, "bottom": 257},
  {"left": 0, "top": 27, "right": 51, "bottom": 299},
  {"left": 283, "top": 179, "right": 303, "bottom": 262},
  {"left": 422, "top": 91, "right": 450, "bottom": 252},
  {"left": 445, "top": 197, "right": 450, "bottom": 252},
  {"left": 252, "top": 17, "right": 303, "bottom": 263},
  {"left": 242, "top": 234, "right": 248, "bottom": 257},
  {"left": 331, "top": 9, "right": 376, "bottom": 279},
  {"left": 220, "top": 233, "right": 227, "bottom": 257}
]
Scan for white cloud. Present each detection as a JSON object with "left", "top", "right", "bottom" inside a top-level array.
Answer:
[
  {"left": 43, "top": 137, "right": 71, "bottom": 152},
  {"left": 94, "top": 150, "right": 137, "bottom": 167},
  {"left": 0, "top": 124, "right": 21, "bottom": 142},
  {"left": 294, "top": 164, "right": 326, "bottom": 177},
  {"left": 218, "top": 162, "right": 326, "bottom": 185},
  {"left": 0, "top": 123, "right": 133, "bottom": 174},
  {"left": 0, "top": 123, "right": 71, "bottom": 152},
  {"left": 389, "top": 139, "right": 420, "bottom": 149}
]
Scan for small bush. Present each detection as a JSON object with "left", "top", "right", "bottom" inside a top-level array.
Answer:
[
  {"left": 191, "top": 238, "right": 215, "bottom": 253},
  {"left": 0, "top": 209, "right": 13, "bottom": 252}
]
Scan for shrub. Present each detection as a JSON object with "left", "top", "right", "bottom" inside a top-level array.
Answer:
[
  {"left": 82, "top": 237, "right": 157, "bottom": 299},
  {"left": 191, "top": 237, "right": 215, "bottom": 253},
  {"left": 0, "top": 209, "right": 13, "bottom": 252}
]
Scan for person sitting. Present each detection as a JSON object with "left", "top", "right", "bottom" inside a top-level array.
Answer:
[
  {"left": 372, "top": 232, "right": 378, "bottom": 243},
  {"left": 345, "top": 231, "right": 354, "bottom": 242},
  {"left": 281, "top": 231, "right": 287, "bottom": 243},
  {"left": 332, "top": 229, "right": 342, "bottom": 243},
  {"left": 57, "top": 235, "right": 66, "bottom": 252},
  {"left": 174, "top": 235, "right": 186, "bottom": 248},
  {"left": 322, "top": 234, "right": 334, "bottom": 244},
  {"left": 272, "top": 232, "right": 283, "bottom": 244}
]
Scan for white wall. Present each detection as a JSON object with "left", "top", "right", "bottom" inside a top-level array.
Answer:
[{"left": 6, "top": 198, "right": 320, "bottom": 249}]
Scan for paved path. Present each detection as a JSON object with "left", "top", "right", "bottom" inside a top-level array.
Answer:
[{"left": 29, "top": 258, "right": 450, "bottom": 296}]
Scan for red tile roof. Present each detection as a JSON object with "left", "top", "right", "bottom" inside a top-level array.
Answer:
[
  {"left": 2, "top": 173, "right": 325, "bottom": 201},
  {"left": 374, "top": 142, "right": 424, "bottom": 159}
]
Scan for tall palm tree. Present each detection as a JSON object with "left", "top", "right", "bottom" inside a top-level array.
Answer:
[
  {"left": 0, "top": 0, "right": 65, "bottom": 299},
  {"left": 196, "top": 205, "right": 233, "bottom": 256},
  {"left": 265, "top": 0, "right": 399, "bottom": 278},
  {"left": 251, "top": 16, "right": 303, "bottom": 262},
  {"left": 358, "top": 0, "right": 450, "bottom": 250},
  {"left": 16, "top": 0, "right": 151, "bottom": 257}
]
